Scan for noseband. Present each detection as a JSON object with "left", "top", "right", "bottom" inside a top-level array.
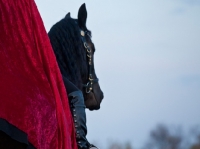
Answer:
[{"left": 80, "top": 30, "right": 99, "bottom": 93}]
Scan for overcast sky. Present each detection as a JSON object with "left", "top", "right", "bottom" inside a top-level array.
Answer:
[{"left": 35, "top": 0, "right": 200, "bottom": 148}]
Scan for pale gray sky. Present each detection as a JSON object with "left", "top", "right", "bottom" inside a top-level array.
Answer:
[{"left": 35, "top": 0, "right": 200, "bottom": 148}]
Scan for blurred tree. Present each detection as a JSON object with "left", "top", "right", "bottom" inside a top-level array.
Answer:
[
  {"left": 125, "top": 142, "right": 133, "bottom": 149},
  {"left": 106, "top": 124, "right": 200, "bottom": 149},
  {"left": 190, "top": 134, "right": 200, "bottom": 149},
  {"left": 143, "top": 124, "right": 182, "bottom": 149},
  {"left": 190, "top": 145, "right": 200, "bottom": 149},
  {"left": 107, "top": 141, "right": 133, "bottom": 149},
  {"left": 108, "top": 142, "right": 122, "bottom": 149}
]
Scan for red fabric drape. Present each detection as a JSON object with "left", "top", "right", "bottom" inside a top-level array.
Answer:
[{"left": 0, "top": 0, "right": 77, "bottom": 149}]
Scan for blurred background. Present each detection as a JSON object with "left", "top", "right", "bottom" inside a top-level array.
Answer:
[{"left": 35, "top": 0, "right": 200, "bottom": 148}]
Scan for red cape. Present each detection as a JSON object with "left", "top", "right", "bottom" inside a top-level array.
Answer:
[{"left": 0, "top": 0, "right": 77, "bottom": 149}]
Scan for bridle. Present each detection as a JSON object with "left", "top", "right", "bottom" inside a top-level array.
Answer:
[{"left": 80, "top": 30, "right": 99, "bottom": 93}]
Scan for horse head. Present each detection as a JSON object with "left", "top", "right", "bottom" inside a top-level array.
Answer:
[{"left": 48, "top": 3, "right": 104, "bottom": 110}]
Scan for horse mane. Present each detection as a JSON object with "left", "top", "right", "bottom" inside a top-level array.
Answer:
[{"left": 48, "top": 15, "right": 88, "bottom": 89}]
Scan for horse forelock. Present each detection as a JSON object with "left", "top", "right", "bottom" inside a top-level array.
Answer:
[{"left": 48, "top": 17, "right": 88, "bottom": 89}]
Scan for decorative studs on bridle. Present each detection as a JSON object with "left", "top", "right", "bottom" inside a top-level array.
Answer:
[{"left": 80, "top": 30, "right": 99, "bottom": 93}]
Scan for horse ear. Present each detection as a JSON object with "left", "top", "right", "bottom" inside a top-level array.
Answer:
[
  {"left": 78, "top": 3, "right": 87, "bottom": 29},
  {"left": 65, "top": 12, "right": 71, "bottom": 18}
]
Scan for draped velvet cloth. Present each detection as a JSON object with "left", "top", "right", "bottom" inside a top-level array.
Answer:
[{"left": 0, "top": 0, "right": 77, "bottom": 149}]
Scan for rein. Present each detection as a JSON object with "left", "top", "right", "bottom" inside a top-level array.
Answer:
[{"left": 80, "top": 30, "right": 99, "bottom": 93}]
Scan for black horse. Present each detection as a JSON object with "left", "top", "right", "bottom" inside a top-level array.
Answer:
[
  {"left": 48, "top": 3, "right": 104, "bottom": 148},
  {"left": 48, "top": 3, "right": 104, "bottom": 110}
]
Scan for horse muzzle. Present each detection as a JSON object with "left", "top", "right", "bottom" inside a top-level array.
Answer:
[{"left": 84, "top": 91, "right": 103, "bottom": 111}]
